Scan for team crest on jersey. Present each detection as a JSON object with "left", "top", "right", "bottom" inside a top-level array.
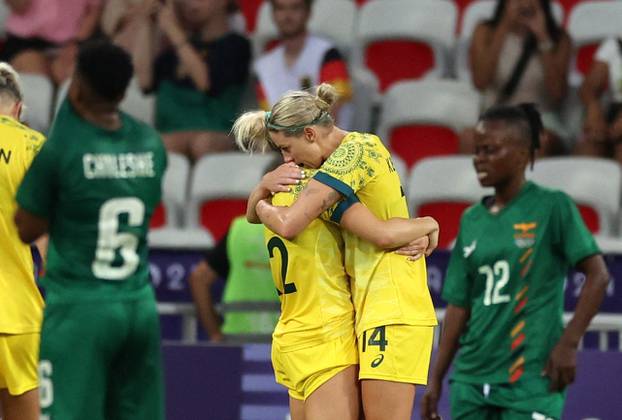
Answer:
[{"left": 513, "top": 222, "right": 537, "bottom": 248}]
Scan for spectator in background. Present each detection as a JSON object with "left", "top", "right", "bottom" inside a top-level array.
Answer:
[
  {"left": 254, "top": 0, "right": 353, "bottom": 129},
  {"left": 577, "top": 37, "right": 622, "bottom": 164},
  {"left": 3, "top": 0, "right": 102, "bottom": 85},
  {"left": 101, "top": 0, "right": 159, "bottom": 56},
  {"left": 188, "top": 215, "right": 279, "bottom": 342},
  {"left": 464, "top": 0, "right": 571, "bottom": 155},
  {"left": 133, "top": 0, "right": 251, "bottom": 162}
]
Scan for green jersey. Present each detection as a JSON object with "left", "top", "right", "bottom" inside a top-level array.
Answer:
[
  {"left": 221, "top": 216, "right": 279, "bottom": 335},
  {"left": 17, "top": 100, "right": 167, "bottom": 304},
  {"left": 442, "top": 182, "right": 599, "bottom": 385}
]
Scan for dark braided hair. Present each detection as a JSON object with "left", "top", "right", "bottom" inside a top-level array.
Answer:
[
  {"left": 479, "top": 103, "right": 543, "bottom": 169},
  {"left": 76, "top": 39, "right": 133, "bottom": 102}
]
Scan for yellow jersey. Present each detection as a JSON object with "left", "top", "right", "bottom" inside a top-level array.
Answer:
[
  {"left": 266, "top": 171, "right": 355, "bottom": 352},
  {"left": 0, "top": 116, "right": 45, "bottom": 334},
  {"left": 315, "top": 132, "right": 437, "bottom": 335}
]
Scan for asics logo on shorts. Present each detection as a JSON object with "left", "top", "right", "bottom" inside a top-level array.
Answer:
[{"left": 371, "top": 354, "right": 384, "bottom": 368}]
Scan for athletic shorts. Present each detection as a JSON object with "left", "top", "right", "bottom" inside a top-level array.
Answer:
[
  {"left": 0, "top": 333, "right": 39, "bottom": 396},
  {"left": 450, "top": 379, "right": 566, "bottom": 420},
  {"left": 271, "top": 332, "right": 358, "bottom": 400},
  {"left": 358, "top": 324, "right": 434, "bottom": 384},
  {"left": 39, "top": 292, "right": 164, "bottom": 420}
]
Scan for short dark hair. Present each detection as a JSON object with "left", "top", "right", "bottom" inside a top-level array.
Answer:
[
  {"left": 76, "top": 39, "right": 133, "bottom": 102},
  {"left": 479, "top": 103, "right": 543, "bottom": 166}
]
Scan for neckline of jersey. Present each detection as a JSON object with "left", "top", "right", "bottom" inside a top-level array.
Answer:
[{"left": 479, "top": 181, "right": 535, "bottom": 218}]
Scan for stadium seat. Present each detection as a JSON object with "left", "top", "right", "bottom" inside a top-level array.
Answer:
[
  {"left": 377, "top": 80, "right": 481, "bottom": 169},
  {"left": 0, "top": 1, "right": 9, "bottom": 37},
  {"left": 186, "top": 152, "right": 277, "bottom": 244},
  {"left": 527, "top": 156, "right": 622, "bottom": 237},
  {"left": 353, "top": 0, "right": 457, "bottom": 96},
  {"left": 567, "top": 0, "right": 622, "bottom": 85},
  {"left": 238, "top": 0, "right": 264, "bottom": 33},
  {"left": 19, "top": 73, "right": 54, "bottom": 133},
  {"left": 408, "top": 156, "right": 491, "bottom": 249},
  {"left": 149, "top": 153, "right": 208, "bottom": 249},
  {"left": 455, "top": 0, "right": 564, "bottom": 81},
  {"left": 119, "top": 78, "right": 155, "bottom": 126},
  {"left": 253, "top": 0, "right": 357, "bottom": 57}
]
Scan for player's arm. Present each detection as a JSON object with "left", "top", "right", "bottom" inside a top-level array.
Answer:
[
  {"left": 340, "top": 203, "right": 439, "bottom": 252},
  {"left": 188, "top": 261, "right": 225, "bottom": 342},
  {"left": 545, "top": 254, "right": 609, "bottom": 392},
  {"left": 256, "top": 179, "right": 340, "bottom": 239},
  {"left": 14, "top": 208, "right": 48, "bottom": 244},
  {"left": 421, "top": 304, "right": 470, "bottom": 420}
]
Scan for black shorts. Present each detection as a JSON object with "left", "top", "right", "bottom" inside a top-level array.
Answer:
[{"left": 0, "top": 34, "right": 57, "bottom": 62}]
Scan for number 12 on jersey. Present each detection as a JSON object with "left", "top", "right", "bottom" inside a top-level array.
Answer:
[{"left": 267, "top": 236, "right": 297, "bottom": 296}]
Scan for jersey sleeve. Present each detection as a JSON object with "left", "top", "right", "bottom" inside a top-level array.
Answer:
[
  {"left": 313, "top": 139, "right": 369, "bottom": 200},
  {"left": 16, "top": 138, "right": 58, "bottom": 218},
  {"left": 552, "top": 191, "right": 601, "bottom": 266},
  {"left": 441, "top": 221, "right": 473, "bottom": 308}
]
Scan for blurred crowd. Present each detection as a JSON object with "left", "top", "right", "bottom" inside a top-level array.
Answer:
[{"left": 2, "top": 0, "right": 622, "bottom": 165}]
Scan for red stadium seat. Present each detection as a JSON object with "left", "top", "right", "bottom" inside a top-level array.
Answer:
[
  {"left": 575, "top": 43, "right": 599, "bottom": 76},
  {"left": 199, "top": 199, "right": 248, "bottom": 242},
  {"left": 150, "top": 203, "right": 166, "bottom": 229},
  {"left": 238, "top": 0, "right": 264, "bottom": 33},
  {"left": 365, "top": 41, "right": 436, "bottom": 93},
  {"left": 577, "top": 205, "right": 600, "bottom": 234},
  {"left": 418, "top": 201, "right": 472, "bottom": 249},
  {"left": 389, "top": 125, "right": 460, "bottom": 169}
]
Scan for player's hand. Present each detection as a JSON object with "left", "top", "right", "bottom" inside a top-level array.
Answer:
[
  {"left": 260, "top": 163, "right": 304, "bottom": 195},
  {"left": 209, "top": 333, "right": 225, "bottom": 343},
  {"left": 421, "top": 379, "right": 443, "bottom": 420},
  {"left": 543, "top": 340, "right": 576, "bottom": 392},
  {"left": 426, "top": 228, "right": 439, "bottom": 257},
  {"left": 395, "top": 236, "right": 428, "bottom": 261}
]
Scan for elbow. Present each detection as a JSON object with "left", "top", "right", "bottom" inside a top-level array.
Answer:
[
  {"left": 373, "top": 232, "right": 398, "bottom": 249},
  {"left": 279, "top": 224, "right": 299, "bottom": 241}
]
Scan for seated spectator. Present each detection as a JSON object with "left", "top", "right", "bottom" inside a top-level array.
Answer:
[
  {"left": 463, "top": 0, "right": 571, "bottom": 155},
  {"left": 577, "top": 37, "right": 622, "bottom": 164},
  {"left": 254, "top": 0, "right": 353, "bottom": 128},
  {"left": 101, "top": 0, "right": 159, "bottom": 55},
  {"left": 3, "top": 0, "right": 102, "bottom": 85},
  {"left": 188, "top": 216, "right": 279, "bottom": 342},
  {"left": 133, "top": 0, "right": 251, "bottom": 162}
]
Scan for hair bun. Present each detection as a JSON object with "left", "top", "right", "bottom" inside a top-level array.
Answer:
[{"left": 315, "top": 83, "right": 338, "bottom": 110}]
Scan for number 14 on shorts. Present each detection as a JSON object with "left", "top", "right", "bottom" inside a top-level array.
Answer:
[{"left": 362, "top": 326, "right": 388, "bottom": 352}]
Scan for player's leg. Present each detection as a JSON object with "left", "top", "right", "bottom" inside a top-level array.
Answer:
[
  {"left": 289, "top": 396, "right": 305, "bottom": 420},
  {"left": 0, "top": 389, "right": 39, "bottom": 420},
  {"left": 107, "top": 296, "right": 164, "bottom": 420},
  {"left": 358, "top": 325, "right": 434, "bottom": 420},
  {"left": 0, "top": 333, "right": 40, "bottom": 420},
  {"left": 304, "top": 364, "right": 359, "bottom": 420},
  {"left": 39, "top": 302, "right": 124, "bottom": 420}
]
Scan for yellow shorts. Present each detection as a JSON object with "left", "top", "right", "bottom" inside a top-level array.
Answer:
[
  {"left": 0, "top": 333, "right": 39, "bottom": 396},
  {"left": 271, "top": 333, "right": 358, "bottom": 400},
  {"left": 358, "top": 324, "right": 434, "bottom": 384}
]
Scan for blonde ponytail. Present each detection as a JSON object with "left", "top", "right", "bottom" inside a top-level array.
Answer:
[
  {"left": 232, "top": 110, "right": 271, "bottom": 152},
  {"left": 233, "top": 83, "right": 340, "bottom": 154}
]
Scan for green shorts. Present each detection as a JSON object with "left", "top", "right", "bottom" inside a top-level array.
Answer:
[
  {"left": 39, "top": 291, "right": 164, "bottom": 420},
  {"left": 449, "top": 379, "right": 565, "bottom": 420}
]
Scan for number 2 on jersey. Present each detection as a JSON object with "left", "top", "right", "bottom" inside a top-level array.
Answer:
[
  {"left": 267, "top": 236, "right": 297, "bottom": 295},
  {"left": 92, "top": 197, "right": 145, "bottom": 280},
  {"left": 479, "top": 260, "right": 510, "bottom": 306}
]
